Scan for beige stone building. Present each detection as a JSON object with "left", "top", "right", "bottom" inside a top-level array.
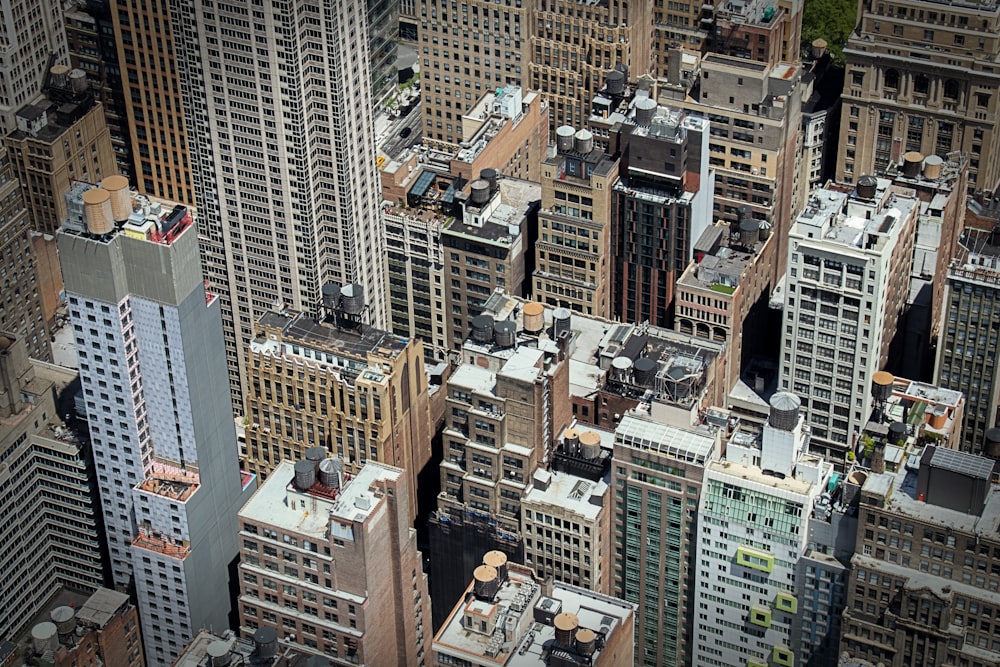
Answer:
[
  {"left": 837, "top": 0, "right": 1000, "bottom": 193},
  {"left": 662, "top": 54, "right": 805, "bottom": 283},
  {"left": 534, "top": 128, "right": 619, "bottom": 317},
  {"left": 238, "top": 458, "right": 431, "bottom": 666},
  {"left": 0, "top": 148, "right": 51, "bottom": 361},
  {"left": 244, "top": 310, "right": 432, "bottom": 519},
  {"left": 5, "top": 84, "right": 115, "bottom": 234},
  {"left": 416, "top": 0, "right": 653, "bottom": 152},
  {"left": 520, "top": 424, "right": 613, "bottom": 595}
]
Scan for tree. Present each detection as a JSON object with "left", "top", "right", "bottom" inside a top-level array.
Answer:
[{"left": 801, "top": 0, "right": 858, "bottom": 64}]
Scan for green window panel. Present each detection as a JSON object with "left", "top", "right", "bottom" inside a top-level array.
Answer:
[
  {"left": 749, "top": 605, "right": 771, "bottom": 628},
  {"left": 747, "top": 661, "right": 768, "bottom": 667},
  {"left": 736, "top": 545, "right": 774, "bottom": 573},
  {"left": 773, "top": 645, "right": 795, "bottom": 666},
  {"left": 775, "top": 591, "right": 798, "bottom": 614}
]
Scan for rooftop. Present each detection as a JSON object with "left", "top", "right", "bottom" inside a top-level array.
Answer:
[
  {"left": 615, "top": 413, "right": 717, "bottom": 466},
  {"left": 60, "top": 182, "right": 194, "bottom": 247},
  {"left": 679, "top": 222, "right": 772, "bottom": 293},
  {"left": 708, "top": 458, "right": 818, "bottom": 497},
  {"left": 173, "top": 629, "right": 326, "bottom": 667},
  {"left": 522, "top": 469, "right": 608, "bottom": 521},
  {"left": 794, "top": 180, "right": 918, "bottom": 251},
  {"left": 75, "top": 589, "right": 130, "bottom": 629},
  {"left": 253, "top": 310, "right": 410, "bottom": 363},
  {"left": 239, "top": 459, "right": 403, "bottom": 540},
  {"left": 434, "top": 564, "right": 634, "bottom": 666},
  {"left": 862, "top": 446, "right": 1000, "bottom": 534},
  {"left": 472, "top": 294, "right": 724, "bottom": 409}
]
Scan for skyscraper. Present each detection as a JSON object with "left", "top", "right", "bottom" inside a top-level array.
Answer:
[
  {"left": 110, "top": 0, "right": 193, "bottom": 204},
  {"left": 610, "top": 108, "right": 713, "bottom": 328},
  {"left": 0, "top": 333, "right": 105, "bottom": 640},
  {"left": 612, "top": 413, "right": 721, "bottom": 667},
  {"left": 417, "top": 0, "right": 653, "bottom": 152},
  {"left": 935, "top": 227, "right": 1000, "bottom": 452},
  {"left": 837, "top": 0, "right": 1000, "bottom": 193},
  {"left": 58, "top": 181, "right": 254, "bottom": 664},
  {"left": 692, "top": 392, "right": 834, "bottom": 667},
  {"left": 171, "top": 0, "right": 387, "bottom": 411},
  {"left": 0, "top": 0, "right": 68, "bottom": 133},
  {"left": 780, "top": 179, "right": 918, "bottom": 460}
]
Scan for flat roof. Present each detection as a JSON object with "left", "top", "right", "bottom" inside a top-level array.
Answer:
[
  {"left": 708, "top": 459, "right": 816, "bottom": 496},
  {"left": 862, "top": 448, "right": 1000, "bottom": 534},
  {"left": 434, "top": 567, "right": 634, "bottom": 666},
  {"left": 76, "top": 588, "right": 130, "bottom": 628},
  {"left": 449, "top": 363, "right": 499, "bottom": 395},
  {"left": 255, "top": 310, "right": 410, "bottom": 360},
  {"left": 522, "top": 470, "right": 608, "bottom": 521},
  {"left": 241, "top": 459, "right": 404, "bottom": 540}
]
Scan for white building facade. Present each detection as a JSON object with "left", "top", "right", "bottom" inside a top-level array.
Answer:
[
  {"left": 693, "top": 393, "right": 833, "bottom": 667},
  {"left": 59, "top": 187, "right": 253, "bottom": 664},
  {"left": 780, "top": 179, "right": 917, "bottom": 459},
  {"left": 0, "top": 0, "right": 68, "bottom": 132},
  {"left": 171, "top": 0, "right": 388, "bottom": 409}
]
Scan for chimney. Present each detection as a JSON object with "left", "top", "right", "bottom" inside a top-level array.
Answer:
[{"left": 871, "top": 441, "right": 886, "bottom": 474}]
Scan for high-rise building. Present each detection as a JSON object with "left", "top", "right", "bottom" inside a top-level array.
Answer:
[
  {"left": 935, "top": 227, "right": 1000, "bottom": 451},
  {"left": 368, "top": 0, "right": 398, "bottom": 108},
  {"left": 0, "top": 334, "right": 105, "bottom": 640},
  {"left": 693, "top": 392, "right": 835, "bottom": 667},
  {"left": 58, "top": 182, "right": 254, "bottom": 664},
  {"left": 432, "top": 554, "right": 637, "bottom": 667},
  {"left": 675, "top": 217, "right": 777, "bottom": 395},
  {"left": 884, "top": 152, "right": 969, "bottom": 381},
  {"left": 64, "top": 2, "right": 134, "bottom": 182},
  {"left": 0, "top": 0, "right": 68, "bottom": 133},
  {"left": 442, "top": 175, "right": 538, "bottom": 350},
  {"left": 380, "top": 87, "right": 549, "bottom": 358},
  {"left": 20, "top": 589, "right": 144, "bottom": 667},
  {"left": 837, "top": 0, "right": 1000, "bottom": 193},
  {"left": 429, "top": 308, "right": 572, "bottom": 628},
  {"left": 839, "top": 444, "right": 1000, "bottom": 666},
  {"left": 4, "top": 78, "right": 117, "bottom": 235},
  {"left": 521, "top": 424, "right": 614, "bottom": 594},
  {"left": 0, "top": 148, "right": 52, "bottom": 361},
  {"left": 109, "top": 0, "right": 192, "bottom": 204},
  {"left": 612, "top": 413, "right": 721, "bottom": 667},
  {"left": 243, "top": 308, "right": 432, "bottom": 520},
  {"left": 662, "top": 54, "right": 806, "bottom": 283},
  {"left": 417, "top": 0, "right": 653, "bottom": 152},
  {"left": 610, "top": 108, "right": 713, "bottom": 328},
  {"left": 780, "top": 179, "right": 918, "bottom": 460},
  {"left": 238, "top": 457, "right": 431, "bottom": 666},
  {"left": 534, "top": 124, "right": 619, "bottom": 318},
  {"left": 171, "top": 0, "right": 387, "bottom": 412}
]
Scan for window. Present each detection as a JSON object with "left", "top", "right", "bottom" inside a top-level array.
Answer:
[{"left": 851, "top": 71, "right": 864, "bottom": 86}]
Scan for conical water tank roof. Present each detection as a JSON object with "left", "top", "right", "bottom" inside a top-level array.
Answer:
[{"left": 768, "top": 392, "right": 801, "bottom": 431}]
